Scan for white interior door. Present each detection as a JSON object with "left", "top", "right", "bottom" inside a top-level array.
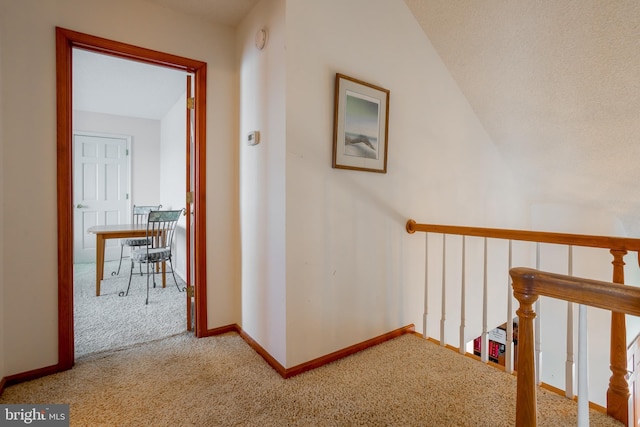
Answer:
[{"left": 73, "top": 132, "right": 130, "bottom": 263}]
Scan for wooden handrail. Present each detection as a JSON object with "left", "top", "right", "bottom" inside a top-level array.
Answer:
[
  {"left": 510, "top": 267, "right": 640, "bottom": 316},
  {"left": 407, "top": 219, "right": 640, "bottom": 425},
  {"left": 406, "top": 219, "right": 640, "bottom": 253},
  {"left": 510, "top": 267, "right": 640, "bottom": 426}
]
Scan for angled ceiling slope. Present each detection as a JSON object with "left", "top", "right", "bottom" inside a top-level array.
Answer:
[{"left": 404, "top": 0, "right": 640, "bottom": 233}]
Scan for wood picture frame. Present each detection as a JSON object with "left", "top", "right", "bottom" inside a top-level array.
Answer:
[{"left": 332, "top": 73, "right": 390, "bottom": 173}]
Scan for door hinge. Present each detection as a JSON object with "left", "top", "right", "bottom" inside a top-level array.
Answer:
[
  {"left": 126, "top": 148, "right": 129, "bottom": 156},
  {"left": 126, "top": 193, "right": 129, "bottom": 200},
  {"left": 186, "top": 191, "right": 194, "bottom": 204},
  {"left": 187, "top": 286, "right": 195, "bottom": 298},
  {"left": 187, "top": 97, "right": 195, "bottom": 110}
]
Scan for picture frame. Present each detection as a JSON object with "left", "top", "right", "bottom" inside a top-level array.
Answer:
[{"left": 332, "top": 73, "right": 390, "bottom": 173}]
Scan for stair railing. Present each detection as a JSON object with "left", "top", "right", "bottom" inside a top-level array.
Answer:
[
  {"left": 406, "top": 219, "right": 640, "bottom": 426},
  {"left": 510, "top": 268, "right": 640, "bottom": 426}
]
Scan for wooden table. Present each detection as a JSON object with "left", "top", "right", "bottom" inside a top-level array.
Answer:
[{"left": 87, "top": 224, "right": 165, "bottom": 296}]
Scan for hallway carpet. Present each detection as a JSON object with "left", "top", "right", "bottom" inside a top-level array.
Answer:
[{"left": 0, "top": 332, "right": 622, "bottom": 426}]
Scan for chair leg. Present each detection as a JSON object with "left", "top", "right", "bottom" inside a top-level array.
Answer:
[
  {"left": 168, "top": 258, "right": 184, "bottom": 292},
  {"left": 145, "top": 262, "right": 150, "bottom": 305},
  {"left": 111, "top": 245, "right": 143, "bottom": 276},
  {"left": 112, "top": 244, "right": 125, "bottom": 276},
  {"left": 119, "top": 259, "right": 135, "bottom": 297}
]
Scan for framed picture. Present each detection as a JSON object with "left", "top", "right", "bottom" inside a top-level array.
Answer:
[{"left": 332, "top": 73, "right": 390, "bottom": 173}]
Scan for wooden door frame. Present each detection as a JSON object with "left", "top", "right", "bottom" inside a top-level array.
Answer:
[{"left": 56, "top": 27, "right": 208, "bottom": 371}]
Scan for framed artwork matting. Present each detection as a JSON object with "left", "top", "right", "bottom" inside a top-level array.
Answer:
[{"left": 332, "top": 73, "right": 390, "bottom": 173}]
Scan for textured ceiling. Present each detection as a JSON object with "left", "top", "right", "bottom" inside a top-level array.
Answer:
[{"left": 403, "top": 0, "right": 640, "bottom": 232}]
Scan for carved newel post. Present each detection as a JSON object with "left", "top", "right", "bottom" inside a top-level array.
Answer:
[
  {"left": 512, "top": 273, "right": 539, "bottom": 427},
  {"left": 608, "top": 249, "right": 631, "bottom": 426}
]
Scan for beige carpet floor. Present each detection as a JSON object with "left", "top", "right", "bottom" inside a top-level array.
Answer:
[
  {"left": 74, "top": 261, "right": 186, "bottom": 358},
  {"left": 0, "top": 332, "right": 622, "bottom": 426}
]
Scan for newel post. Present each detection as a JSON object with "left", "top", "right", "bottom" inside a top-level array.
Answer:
[
  {"left": 608, "top": 249, "right": 631, "bottom": 426},
  {"left": 512, "top": 274, "right": 539, "bottom": 427}
]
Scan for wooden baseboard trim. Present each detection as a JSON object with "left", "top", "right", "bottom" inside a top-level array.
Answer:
[
  {"left": 539, "top": 382, "right": 607, "bottom": 413},
  {"left": 1, "top": 363, "right": 61, "bottom": 393},
  {"left": 201, "top": 323, "right": 239, "bottom": 337},
  {"left": 285, "top": 324, "right": 415, "bottom": 378},
  {"left": 236, "top": 328, "right": 287, "bottom": 377},
  {"left": 203, "top": 323, "right": 289, "bottom": 377},
  {"left": 237, "top": 324, "right": 416, "bottom": 379}
]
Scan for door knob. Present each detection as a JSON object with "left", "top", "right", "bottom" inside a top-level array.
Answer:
[{"left": 76, "top": 204, "right": 87, "bottom": 209}]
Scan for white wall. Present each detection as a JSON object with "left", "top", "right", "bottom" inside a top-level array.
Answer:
[
  {"left": 283, "top": 0, "right": 528, "bottom": 367},
  {"left": 237, "top": 0, "right": 288, "bottom": 365},
  {"left": 0, "top": 0, "right": 240, "bottom": 375},
  {"left": 160, "top": 92, "right": 188, "bottom": 277},
  {"left": 236, "top": 0, "right": 528, "bottom": 368},
  {"left": 160, "top": 92, "right": 187, "bottom": 212}
]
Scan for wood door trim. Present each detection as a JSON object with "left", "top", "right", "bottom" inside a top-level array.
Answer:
[
  {"left": 186, "top": 75, "right": 193, "bottom": 331},
  {"left": 56, "top": 27, "right": 208, "bottom": 370}
]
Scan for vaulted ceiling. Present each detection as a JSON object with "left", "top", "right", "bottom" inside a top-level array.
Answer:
[
  {"left": 136, "top": 0, "right": 640, "bottom": 233},
  {"left": 403, "top": 0, "right": 640, "bottom": 235}
]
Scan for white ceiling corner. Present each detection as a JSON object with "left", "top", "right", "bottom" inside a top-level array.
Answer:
[
  {"left": 73, "top": 49, "right": 187, "bottom": 121},
  {"left": 72, "top": 0, "right": 260, "bottom": 120},
  {"left": 143, "top": 0, "right": 259, "bottom": 26}
]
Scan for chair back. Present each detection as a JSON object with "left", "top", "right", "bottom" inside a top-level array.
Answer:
[
  {"left": 132, "top": 204, "right": 162, "bottom": 224},
  {"left": 146, "top": 209, "right": 183, "bottom": 251}
]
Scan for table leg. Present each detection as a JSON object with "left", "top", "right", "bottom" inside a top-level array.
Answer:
[
  {"left": 162, "top": 261, "right": 166, "bottom": 288},
  {"left": 96, "top": 234, "right": 105, "bottom": 296}
]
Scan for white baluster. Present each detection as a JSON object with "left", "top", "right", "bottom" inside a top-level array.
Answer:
[
  {"left": 423, "top": 233, "right": 429, "bottom": 339},
  {"left": 566, "top": 245, "right": 575, "bottom": 399},
  {"left": 577, "top": 304, "right": 589, "bottom": 426},
  {"left": 506, "top": 240, "right": 514, "bottom": 373},
  {"left": 440, "top": 235, "right": 446, "bottom": 346},
  {"left": 481, "top": 237, "right": 488, "bottom": 363},
  {"left": 459, "top": 236, "right": 466, "bottom": 354},
  {"left": 535, "top": 242, "right": 542, "bottom": 385}
]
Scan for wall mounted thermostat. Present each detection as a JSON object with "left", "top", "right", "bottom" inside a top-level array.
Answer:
[{"left": 247, "top": 131, "right": 260, "bottom": 146}]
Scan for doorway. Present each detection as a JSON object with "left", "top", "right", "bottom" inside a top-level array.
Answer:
[
  {"left": 72, "top": 49, "right": 186, "bottom": 357},
  {"left": 56, "top": 27, "right": 208, "bottom": 370}
]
